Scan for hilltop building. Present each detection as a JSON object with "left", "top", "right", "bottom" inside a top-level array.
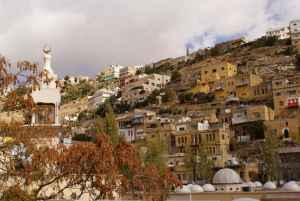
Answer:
[
  {"left": 266, "top": 27, "right": 290, "bottom": 40},
  {"left": 31, "top": 46, "right": 61, "bottom": 126},
  {"left": 195, "top": 61, "right": 237, "bottom": 95},
  {"left": 121, "top": 73, "right": 170, "bottom": 104},
  {"left": 290, "top": 19, "right": 300, "bottom": 43},
  {"left": 88, "top": 88, "right": 119, "bottom": 110}
]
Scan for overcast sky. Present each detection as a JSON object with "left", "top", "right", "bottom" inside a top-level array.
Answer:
[{"left": 0, "top": 0, "right": 299, "bottom": 78}]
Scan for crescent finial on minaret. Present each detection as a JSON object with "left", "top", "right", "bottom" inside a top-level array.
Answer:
[{"left": 43, "top": 44, "right": 51, "bottom": 54}]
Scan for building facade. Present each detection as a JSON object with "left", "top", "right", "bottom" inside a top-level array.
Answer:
[
  {"left": 121, "top": 74, "right": 170, "bottom": 104},
  {"left": 266, "top": 27, "right": 290, "bottom": 40},
  {"left": 290, "top": 20, "right": 300, "bottom": 43},
  {"left": 272, "top": 74, "right": 300, "bottom": 117}
]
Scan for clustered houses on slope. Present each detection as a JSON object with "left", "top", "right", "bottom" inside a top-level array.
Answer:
[{"left": 55, "top": 19, "right": 300, "bottom": 185}]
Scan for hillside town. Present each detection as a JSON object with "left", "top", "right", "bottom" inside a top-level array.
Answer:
[{"left": 1, "top": 11, "right": 300, "bottom": 201}]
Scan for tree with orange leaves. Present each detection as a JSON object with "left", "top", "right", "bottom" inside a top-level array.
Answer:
[{"left": 1, "top": 55, "right": 180, "bottom": 201}]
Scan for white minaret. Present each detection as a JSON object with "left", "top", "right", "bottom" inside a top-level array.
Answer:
[
  {"left": 42, "top": 45, "right": 57, "bottom": 88},
  {"left": 31, "top": 46, "right": 61, "bottom": 126}
]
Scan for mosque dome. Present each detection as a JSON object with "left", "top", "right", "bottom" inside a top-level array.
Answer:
[
  {"left": 175, "top": 185, "right": 191, "bottom": 193},
  {"left": 190, "top": 184, "right": 204, "bottom": 193},
  {"left": 203, "top": 184, "right": 215, "bottom": 192},
  {"left": 213, "top": 168, "right": 242, "bottom": 184},
  {"left": 263, "top": 181, "right": 277, "bottom": 190},
  {"left": 282, "top": 181, "right": 300, "bottom": 192},
  {"left": 254, "top": 181, "right": 262, "bottom": 187},
  {"left": 232, "top": 198, "right": 259, "bottom": 201},
  {"left": 246, "top": 181, "right": 255, "bottom": 187}
]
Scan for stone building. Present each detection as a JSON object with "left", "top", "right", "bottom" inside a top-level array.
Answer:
[
  {"left": 121, "top": 74, "right": 170, "bottom": 104},
  {"left": 174, "top": 122, "right": 231, "bottom": 168},
  {"left": 290, "top": 19, "right": 300, "bottom": 44},
  {"left": 266, "top": 27, "right": 290, "bottom": 40},
  {"left": 278, "top": 146, "right": 300, "bottom": 181},
  {"left": 196, "top": 61, "right": 237, "bottom": 94},
  {"left": 272, "top": 73, "right": 300, "bottom": 117}
]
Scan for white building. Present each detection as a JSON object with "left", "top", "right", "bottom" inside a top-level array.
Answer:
[
  {"left": 290, "top": 19, "right": 300, "bottom": 42},
  {"left": 68, "top": 76, "right": 89, "bottom": 85},
  {"left": 121, "top": 74, "right": 170, "bottom": 104},
  {"left": 266, "top": 26, "right": 290, "bottom": 40},
  {"left": 98, "top": 64, "right": 124, "bottom": 81},
  {"left": 31, "top": 46, "right": 61, "bottom": 126},
  {"left": 88, "top": 88, "right": 118, "bottom": 109}
]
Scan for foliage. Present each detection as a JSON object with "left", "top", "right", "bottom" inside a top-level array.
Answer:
[
  {"left": 143, "top": 130, "right": 167, "bottom": 171},
  {"left": 162, "top": 88, "right": 177, "bottom": 103},
  {"left": 178, "top": 92, "right": 194, "bottom": 103},
  {"left": 193, "top": 92, "right": 215, "bottom": 104},
  {"left": 0, "top": 55, "right": 179, "bottom": 201},
  {"left": 261, "top": 128, "right": 281, "bottom": 182},
  {"left": 170, "top": 70, "right": 182, "bottom": 82},
  {"left": 184, "top": 142, "right": 213, "bottom": 183},
  {"left": 0, "top": 186, "right": 33, "bottom": 201},
  {"left": 72, "top": 133, "right": 95, "bottom": 142},
  {"left": 251, "top": 36, "right": 279, "bottom": 48},
  {"left": 103, "top": 102, "right": 120, "bottom": 145},
  {"left": 61, "top": 80, "right": 94, "bottom": 104}
]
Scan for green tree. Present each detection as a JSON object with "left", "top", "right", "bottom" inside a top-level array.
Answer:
[
  {"left": 143, "top": 127, "right": 167, "bottom": 171},
  {"left": 262, "top": 128, "right": 281, "bottom": 182},
  {"left": 162, "top": 88, "right": 176, "bottom": 103},
  {"left": 197, "top": 142, "right": 213, "bottom": 182},
  {"left": 184, "top": 141, "right": 213, "bottom": 182},
  {"left": 171, "top": 70, "right": 182, "bottom": 82},
  {"left": 103, "top": 102, "right": 119, "bottom": 145}
]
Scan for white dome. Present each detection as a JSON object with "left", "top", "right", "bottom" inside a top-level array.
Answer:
[
  {"left": 263, "top": 181, "right": 276, "bottom": 190},
  {"left": 203, "top": 184, "right": 215, "bottom": 192},
  {"left": 254, "top": 181, "right": 262, "bottom": 187},
  {"left": 246, "top": 181, "right": 255, "bottom": 187},
  {"left": 176, "top": 185, "right": 191, "bottom": 193},
  {"left": 190, "top": 184, "right": 204, "bottom": 193},
  {"left": 232, "top": 198, "right": 259, "bottom": 201},
  {"left": 282, "top": 181, "right": 300, "bottom": 192},
  {"left": 213, "top": 168, "right": 242, "bottom": 184}
]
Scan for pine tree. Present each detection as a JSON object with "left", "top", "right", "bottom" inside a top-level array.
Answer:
[
  {"left": 197, "top": 142, "right": 213, "bottom": 182},
  {"left": 143, "top": 125, "right": 167, "bottom": 172},
  {"left": 262, "top": 128, "right": 281, "bottom": 182},
  {"left": 104, "top": 102, "right": 119, "bottom": 145}
]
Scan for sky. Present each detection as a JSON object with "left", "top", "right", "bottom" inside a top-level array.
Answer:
[{"left": 0, "top": 0, "right": 299, "bottom": 78}]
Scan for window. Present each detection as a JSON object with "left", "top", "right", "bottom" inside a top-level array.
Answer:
[
  {"left": 212, "top": 69, "right": 217, "bottom": 73},
  {"left": 279, "top": 101, "right": 284, "bottom": 106},
  {"left": 254, "top": 112, "right": 261, "bottom": 118},
  {"left": 275, "top": 92, "right": 281, "bottom": 96},
  {"left": 205, "top": 71, "right": 208, "bottom": 74},
  {"left": 289, "top": 90, "right": 296, "bottom": 95}
]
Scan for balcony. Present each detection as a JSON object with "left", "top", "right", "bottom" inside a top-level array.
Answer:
[{"left": 287, "top": 97, "right": 299, "bottom": 108}]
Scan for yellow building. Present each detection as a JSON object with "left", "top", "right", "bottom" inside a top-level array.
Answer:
[
  {"left": 174, "top": 123, "right": 231, "bottom": 168},
  {"left": 196, "top": 61, "right": 237, "bottom": 94},
  {"left": 272, "top": 74, "right": 300, "bottom": 117},
  {"left": 235, "top": 72, "right": 263, "bottom": 101},
  {"left": 264, "top": 116, "right": 300, "bottom": 142}
]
